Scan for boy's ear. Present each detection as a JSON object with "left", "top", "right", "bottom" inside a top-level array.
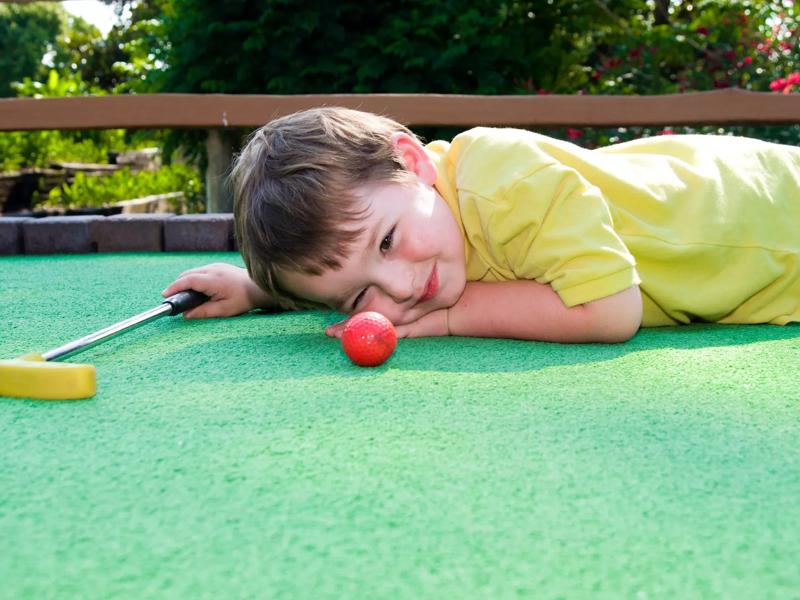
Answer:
[{"left": 390, "top": 132, "right": 437, "bottom": 186}]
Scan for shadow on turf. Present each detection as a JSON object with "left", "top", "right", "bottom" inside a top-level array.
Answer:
[
  {"left": 137, "top": 320, "right": 800, "bottom": 381},
  {"left": 391, "top": 323, "right": 800, "bottom": 373}
]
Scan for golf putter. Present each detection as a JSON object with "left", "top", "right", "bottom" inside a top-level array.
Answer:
[{"left": 0, "top": 290, "right": 209, "bottom": 401}]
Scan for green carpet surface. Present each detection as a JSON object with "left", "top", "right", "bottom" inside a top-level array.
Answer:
[{"left": 1, "top": 253, "right": 800, "bottom": 598}]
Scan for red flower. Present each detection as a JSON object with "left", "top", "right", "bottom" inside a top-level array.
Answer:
[
  {"left": 566, "top": 128, "right": 583, "bottom": 140},
  {"left": 696, "top": 26, "right": 709, "bottom": 36},
  {"left": 658, "top": 128, "right": 675, "bottom": 136},
  {"left": 769, "top": 74, "right": 800, "bottom": 94},
  {"left": 743, "top": 56, "right": 753, "bottom": 65},
  {"left": 770, "top": 77, "right": 788, "bottom": 92}
]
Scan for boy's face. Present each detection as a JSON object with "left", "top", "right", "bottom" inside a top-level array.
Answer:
[{"left": 278, "top": 177, "right": 466, "bottom": 326}]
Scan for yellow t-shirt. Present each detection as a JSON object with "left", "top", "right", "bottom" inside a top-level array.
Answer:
[{"left": 425, "top": 128, "right": 800, "bottom": 326}]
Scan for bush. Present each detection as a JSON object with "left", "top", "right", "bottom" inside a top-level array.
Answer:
[
  {"left": 544, "top": 1, "right": 800, "bottom": 148},
  {"left": 0, "top": 130, "right": 125, "bottom": 171},
  {"left": 41, "top": 163, "right": 204, "bottom": 211}
]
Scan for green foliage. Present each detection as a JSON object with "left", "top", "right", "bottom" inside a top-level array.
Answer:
[
  {"left": 109, "top": 15, "right": 169, "bottom": 93},
  {"left": 0, "top": 2, "right": 64, "bottom": 97},
  {"left": 42, "top": 163, "right": 203, "bottom": 211},
  {"left": 156, "top": 0, "right": 640, "bottom": 95},
  {"left": 536, "top": 1, "right": 800, "bottom": 147},
  {"left": 0, "top": 70, "right": 126, "bottom": 171},
  {"left": 0, "top": 130, "right": 122, "bottom": 172},
  {"left": 14, "top": 68, "right": 103, "bottom": 98},
  {"left": 4, "top": 0, "right": 168, "bottom": 97},
  {"left": 52, "top": 0, "right": 170, "bottom": 93},
  {"left": 583, "top": 0, "right": 799, "bottom": 95}
]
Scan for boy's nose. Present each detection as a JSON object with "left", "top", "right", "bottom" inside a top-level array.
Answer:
[{"left": 377, "top": 263, "right": 416, "bottom": 304}]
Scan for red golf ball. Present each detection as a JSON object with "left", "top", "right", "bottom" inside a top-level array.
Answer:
[{"left": 341, "top": 311, "right": 397, "bottom": 367}]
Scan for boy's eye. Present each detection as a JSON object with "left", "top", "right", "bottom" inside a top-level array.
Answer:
[
  {"left": 352, "top": 288, "right": 367, "bottom": 311},
  {"left": 379, "top": 227, "right": 395, "bottom": 253}
]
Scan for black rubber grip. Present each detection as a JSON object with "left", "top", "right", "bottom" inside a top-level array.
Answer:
[{"left": 163, "top": 290, "right": 210, "bottom": 316}]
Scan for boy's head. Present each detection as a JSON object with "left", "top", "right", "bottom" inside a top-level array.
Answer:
[
  {"left": 233, "top": 107, "right": 418, "bottom": 309},
  {"left": 233, "top": 107, "right": 466, "bottom": 325}
]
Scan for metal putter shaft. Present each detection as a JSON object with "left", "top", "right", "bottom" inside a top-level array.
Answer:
[
  {"left": 42, "top": 290, "right": 209, "bottom": 362},
  {"left": 0, "top": 290, "right": 209, "bottom": 401}
]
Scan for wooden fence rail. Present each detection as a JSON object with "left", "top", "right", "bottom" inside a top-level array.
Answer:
[
  {"left": 2, "top": 90, "right": 797, "bottom": 211},
  {"left": 0, "top": 89, "right": 798, "bottom": 131}
]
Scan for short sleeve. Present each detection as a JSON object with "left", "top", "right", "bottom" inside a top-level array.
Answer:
[{"left": 463, "top": 161, "right": 640, "bottom": 307}]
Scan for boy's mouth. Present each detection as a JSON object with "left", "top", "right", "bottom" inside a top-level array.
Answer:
[{"left": 419, "top": 265, "right": 439, "bottom": 303}]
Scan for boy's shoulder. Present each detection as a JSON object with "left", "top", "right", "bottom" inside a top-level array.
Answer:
[
  {"left": 431, "top": 127, "right": 569, "bottom": 192},
  {"left": 450, "top": 126, "right": 545, "bottom": 150}
]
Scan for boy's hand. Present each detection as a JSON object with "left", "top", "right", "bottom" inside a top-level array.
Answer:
[
  {"left": 325, "top": 309, "right": 449, "bottom": 339},
  {"left": 161, "top": 263, "right": 275, "bottom": 319}
]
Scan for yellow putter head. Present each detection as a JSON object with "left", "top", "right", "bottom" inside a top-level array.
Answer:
[{"left": 0, "top": 353, "right": 96, "bottom": 400}]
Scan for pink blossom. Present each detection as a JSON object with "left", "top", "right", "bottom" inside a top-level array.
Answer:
[
  {"left": 770, "top": 78, "right": 788, "bottom": 92},
  {"left": 658, "top": 129, "right": 675, "bottom": 135}
]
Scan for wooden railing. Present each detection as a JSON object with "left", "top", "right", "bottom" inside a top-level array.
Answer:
[
  {"left": 1, "top": 90, "right": 798, "bottom": 130},
  {"left": 1, "top": 90, "right": 797, "bottom": 211}
]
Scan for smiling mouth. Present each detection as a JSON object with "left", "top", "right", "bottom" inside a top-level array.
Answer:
[{"left": 419, "top": 265, "right": 439, "bottom": 303}]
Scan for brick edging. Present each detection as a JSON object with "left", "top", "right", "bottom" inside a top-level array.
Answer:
[{"left": 0, "top": 214, "right": 237, "bottom": 255}]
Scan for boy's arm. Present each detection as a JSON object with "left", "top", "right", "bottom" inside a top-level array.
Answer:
[{"left": 401, "top": 280, "right": 642, "bottom": 342}]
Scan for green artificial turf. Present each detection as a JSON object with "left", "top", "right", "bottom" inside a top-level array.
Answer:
[{"left": 1, "top": 253, "right": 800, "bottom": 598}]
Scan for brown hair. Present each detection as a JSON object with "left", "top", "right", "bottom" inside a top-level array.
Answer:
[{"left": 232, "top": 107, "right": 418, "bottom": 309}]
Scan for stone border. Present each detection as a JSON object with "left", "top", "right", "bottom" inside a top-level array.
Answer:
[{"left": 0, "top": 214, "right": 237, "bottom": 255}]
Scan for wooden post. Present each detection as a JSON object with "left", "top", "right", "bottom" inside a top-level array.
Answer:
[{"left": 205, "top": 129, "right": 233, "bottom": 213}]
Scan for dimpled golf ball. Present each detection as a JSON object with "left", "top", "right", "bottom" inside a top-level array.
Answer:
[{"left": 341, "top": 311, "right": 397, "bottom": 367}]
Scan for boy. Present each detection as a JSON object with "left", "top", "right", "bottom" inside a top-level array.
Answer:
[{"left": 162, "top": 107, "right": 800, "bottom": 343}]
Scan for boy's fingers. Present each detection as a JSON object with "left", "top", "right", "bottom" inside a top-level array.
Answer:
[
  {"left": 162, "top": 274, "right": 213, "bottom": 298},
  {"left": 393, "top": 324, "right": 411, "bottom": 338},
  {"left": 183, "top": 307, "right": 213, "bottom": 319},
  {"left": 161, "top": 277, "right": 189, "bottom": 297},
  {"left": 325, "top": 321, "right": 347, "bottom": 338},
  {"left": 183, "top": 300, "right": 224, "bottom": 319}
]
